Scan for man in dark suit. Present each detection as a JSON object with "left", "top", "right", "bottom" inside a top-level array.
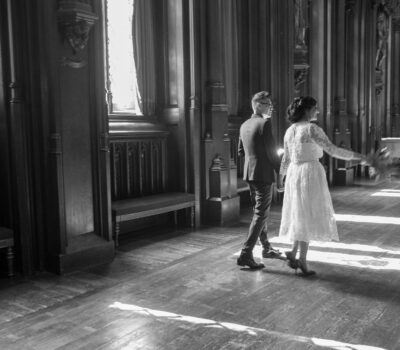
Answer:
[{"left": 237, "top": 91, "right": 283, "bottom": 269}]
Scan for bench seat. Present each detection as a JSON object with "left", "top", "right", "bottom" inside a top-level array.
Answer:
[
  {"left": 237, "top": 178, "right": 249, "bottom": 193},
  {"left": 112, "top": 192, "right": 196, "bottom": 246}
]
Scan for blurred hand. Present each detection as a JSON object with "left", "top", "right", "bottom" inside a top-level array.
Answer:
[{"left": 277, "top": 175, "right": 285, "bottom": 192}]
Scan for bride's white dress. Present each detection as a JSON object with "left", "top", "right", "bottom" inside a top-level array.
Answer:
[{"left": 279, "top": 121, "right": 354, "bottom": 242}]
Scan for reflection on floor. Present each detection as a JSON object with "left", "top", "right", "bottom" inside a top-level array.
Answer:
[{"left": 0, "top": 179, "right": 400, "bottom": 349}]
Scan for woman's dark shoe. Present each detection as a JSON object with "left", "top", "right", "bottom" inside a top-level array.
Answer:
[
  {"left": 296, "top": 259, "right": 316, "bottom": 277},
  {"left": 285, "top": 251, "right": 298, "bottom": 269}
]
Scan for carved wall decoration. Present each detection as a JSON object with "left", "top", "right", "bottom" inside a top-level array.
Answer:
[
  {"left": 57, "top": 0, "right": 98, "bottom": 68},
  {"left": 294, "top": 0, "right": 308, "bottom": 49},
  {"left": 383, "top": 0, "right": 400, "bottom": 14},
  {"left": 294, "top": 65, "right": 310, "bottom": 93},
  {"left": 293, "top": 0, "right": 310, "bottom": 94},
  {"left": 210, "top": 154, "right": 226, "bottom": 171},
  {"left": 345, "top": 0, "right": 356, "bottom": 13},
  {"left": 376, "top": 7, "right": 389, "bottom": 71},
  {"left": 375, "top": 5, "right": 389, "bottom": 94}
]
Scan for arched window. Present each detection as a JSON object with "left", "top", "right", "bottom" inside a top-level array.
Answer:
[{"left": 105, "top": 0, "right": 141, "bottom": 115}]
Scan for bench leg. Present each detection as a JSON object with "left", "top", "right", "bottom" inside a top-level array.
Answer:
[
  {"left": 114, "top": 219, "right": 120, "bottom": 248},
  {"left": 173, "top": 211, "right": 178, "bottom": 228},
  {"left": 7, "top": 247, "right": 14, "bottom": 277},
  {"left": 191, "top": 206, "right": 195, "bottom": 228}
]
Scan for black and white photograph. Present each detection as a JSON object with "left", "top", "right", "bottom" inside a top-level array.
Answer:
[{"left": 0, "top": 0, "right": 400, "bottom": 349}]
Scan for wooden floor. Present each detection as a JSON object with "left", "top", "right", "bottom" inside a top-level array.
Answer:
[{"left": 1, "top": 179, "right": 400, "bottom": 350}]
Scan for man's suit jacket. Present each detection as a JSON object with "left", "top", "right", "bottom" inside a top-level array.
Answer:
[{"left": 238, "top": 114, "right": 281, "bottom": 184}]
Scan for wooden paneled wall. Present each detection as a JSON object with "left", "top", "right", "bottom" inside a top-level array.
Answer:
[
  {"left": 110, "top": 135, "right": 168, "bottom": 200},
  {"left": 2, "top": 0, "right": 400, "bottom": 274}
]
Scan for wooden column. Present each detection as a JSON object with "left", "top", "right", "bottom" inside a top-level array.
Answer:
[
  {"left": 188, "top": 0, "right": 202, "bottom": 227},
  {"left": 357, "top": 0, "right": 369, "bottom": 170},
  {"left": 248, "top": 0, "right": 260, "bottom": 100},
  {"left": 309, "top": 0, "right": 334, "bottom": 183},
  {"left": 271, "top": 0, "right": 294, "bottom": 142},
  {"left": 202, "top": 0, "right": 239, "bottom": 225},
  {"left": 374, "top": 4, "right": 390, "bottom": 142},
  {"left": 332, "top": 0, "right": 355, "bottom": 185},
  {"left": 223, "top": 0, "right": 240, "bottom": 203},
  {"left": 38, "top": 0, "right": 114, "bottom": 274},
  {"left": 4, "top": 0, "right": 36, "bottom": 275},
  {"left": 391, "top": 17, "right": 400, "bottom": 136},
  {"left": 91, "top": 0, "right": 113, "bottom": 242},
  {"left": 346, "top": 0, "right": 360, "bottom": 155},
  {"left": 367, "top": 1, "right": 379, "bottom": 154},
  {"left": 0, "top": 1, "right": 13, "bottom": 233}
]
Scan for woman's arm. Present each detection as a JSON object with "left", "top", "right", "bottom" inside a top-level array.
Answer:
[
  {"left": 310, "top": 123, "right": 366, "bottom": 162},
  {"left": 279, "top": 137, "right": 291, "bottom": 176}
]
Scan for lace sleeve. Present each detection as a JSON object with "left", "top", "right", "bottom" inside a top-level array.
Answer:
[
  {"left": 279, "top": 137, "right": 291, "bottom": 175},
  {"left": 310, "top": 123, "right": 354, "bottom": 160}
]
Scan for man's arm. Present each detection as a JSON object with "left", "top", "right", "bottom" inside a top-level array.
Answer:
[
  {"left": 263, "top": 120, "right": 281, "bottom": 173},
  {"left": 238, "top": 136, "right": 245, "bottom": 157}
]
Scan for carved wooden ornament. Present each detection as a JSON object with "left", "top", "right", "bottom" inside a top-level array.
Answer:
[{"left": 57, "top": 0, "right": 98, "bottom": 68}]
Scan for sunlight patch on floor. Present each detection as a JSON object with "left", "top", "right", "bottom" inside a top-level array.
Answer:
[
  {"left": 371, "top": 192, "right": 400, "bottom": 197},
  {"left": 371, "top": 188, "right": 400, "bottom": 197},
  {"left": 311, "top": 337, "right": 386, "bottom": 350},
  {"left": 268, "top": 238, "right": 400, "bottom": 256},
  {"left": 305, "top": 250, "right": 400, "bottom": 271},
  {"left": 234, "top": 243, "right": 400, "bottom": 271},
  {"left": 334, "top": 214, "right": 400, "bottom": 225},
  {"left": 109, "top": 302, "right": 387, "bottom": 350}
]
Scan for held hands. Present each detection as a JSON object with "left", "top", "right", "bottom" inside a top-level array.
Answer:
[{"left": 277, "top": 174, "right": 285, "bottom": 193}]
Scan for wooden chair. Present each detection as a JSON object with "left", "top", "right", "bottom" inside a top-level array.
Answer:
[{"left": 0, "top": 227, "right": 14, "bottom": 277}]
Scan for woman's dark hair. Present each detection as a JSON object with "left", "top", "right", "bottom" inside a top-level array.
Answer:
[{"left": 287, "top": 96, "right": 317, "bottom": 123}]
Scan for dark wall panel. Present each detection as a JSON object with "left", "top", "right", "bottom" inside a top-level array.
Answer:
[{"left": 60, "top": 67, "right": 94, "bottom": 237}]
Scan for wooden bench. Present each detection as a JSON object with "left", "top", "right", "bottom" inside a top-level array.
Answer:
[
  {"left": 0, "top": 227, "right": 14, "bottom": 277},
  {"left": 112, "top": 192, "right": 196, "bottom": 247}
]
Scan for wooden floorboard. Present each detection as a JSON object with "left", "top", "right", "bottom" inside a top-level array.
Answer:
[{"left": 1, "top": 178, "right": 400, "bottom": 349}]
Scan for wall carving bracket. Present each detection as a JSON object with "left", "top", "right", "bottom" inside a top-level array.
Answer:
[
  {"left": 345, "top": 0, "right": 356, "bottom": 13},
  {"left": 57, "top": 0, "right": 98, "bottom": 68},
  {"left": 383, "top": 0, "right": 400, "bottom": 14},
  {"left": 294, "top": 66, "right": 309, "bottom": 93},
  {"left": 294, "top": 47, "right": 309, "bottom": 94}
]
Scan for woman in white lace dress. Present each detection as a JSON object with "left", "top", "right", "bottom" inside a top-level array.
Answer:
[{"left": 279, "top": 97, "right": 367, "bottom": 276}]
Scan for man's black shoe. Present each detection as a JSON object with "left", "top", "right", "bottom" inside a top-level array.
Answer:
[
  {"left": 237, "top": 255, "right": 265, "bottom": 269},
  {"left": 262, "top": 247, "right": 285, "bottom": 260}
]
